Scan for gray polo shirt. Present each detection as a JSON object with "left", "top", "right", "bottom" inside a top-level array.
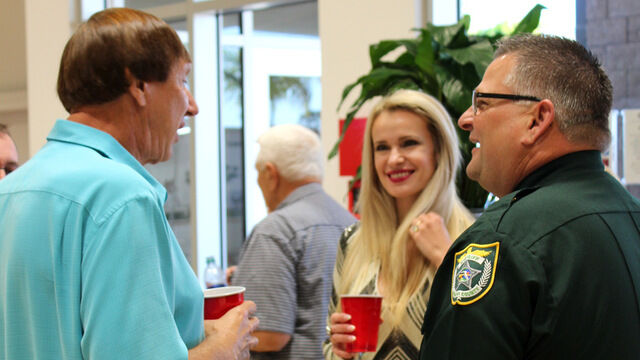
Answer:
[{"left": 234, "top": 183, "right": 356, "bottom": 359}]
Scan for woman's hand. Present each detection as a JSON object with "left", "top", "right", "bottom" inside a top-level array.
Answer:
[
  {"left": 327, "top": 312, "right": 357, "bottom": 359},
  {"left": 409, "top": 212, "right": 451, "bottom": 268}
]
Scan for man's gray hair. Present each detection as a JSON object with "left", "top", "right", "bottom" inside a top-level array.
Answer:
[
  {"left": 495, "top": 34, "right": 612, "bottom": 151},
  {"left": 255, "top": 124, "right": 324, "bottom": 182}
]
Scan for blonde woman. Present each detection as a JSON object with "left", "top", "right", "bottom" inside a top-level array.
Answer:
[{"left": 323, "top": 89, "right": 474, "bottom": 359}]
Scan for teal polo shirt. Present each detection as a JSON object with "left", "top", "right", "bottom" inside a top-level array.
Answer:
[{"left": 0, "top": 120, "right": 204, "bottom": 359}]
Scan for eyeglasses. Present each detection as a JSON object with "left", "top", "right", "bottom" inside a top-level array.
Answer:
[{"left": 472, "top": 90, "right": 541, "bottom": 115}]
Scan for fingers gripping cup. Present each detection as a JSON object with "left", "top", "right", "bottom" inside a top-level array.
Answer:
[
  {"left": 204, "top": 286, "right": 245, "bottom": 320},
  {"left": 340, "top": 295, "right": 383, "bottom": 353}
]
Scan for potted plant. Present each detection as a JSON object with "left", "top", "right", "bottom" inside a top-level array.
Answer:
[{"left": 329, "top": 5, "right": 544, "bottom": 210}]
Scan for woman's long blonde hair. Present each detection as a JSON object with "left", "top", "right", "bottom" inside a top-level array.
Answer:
[{"left": 338, "top": 89, "right": 474, "bottom": 324}]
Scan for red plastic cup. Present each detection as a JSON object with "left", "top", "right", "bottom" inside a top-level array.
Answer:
[
  {"left": 340, "top": 295, "right": 383, "bottom": 353},
  {"left": 204, "top": 286, "right": 245, "bottom": 319}
]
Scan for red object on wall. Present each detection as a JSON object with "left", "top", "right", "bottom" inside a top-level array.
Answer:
[{"left": 339, "top": 118, "right": 367, "bottom": 176}]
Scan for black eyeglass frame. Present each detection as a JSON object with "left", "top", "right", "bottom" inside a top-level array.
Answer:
[{"left": 472, "top": 90, "right": 541, "bottom": 115}]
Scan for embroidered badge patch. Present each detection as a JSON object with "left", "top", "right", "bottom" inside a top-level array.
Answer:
[{"left": 451, "top": 242, "right": 500, "bottom": 305}]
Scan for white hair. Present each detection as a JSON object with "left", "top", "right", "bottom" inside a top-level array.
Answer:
[{"left": 255, "top": 124, "right": 324, "bottom": 182}]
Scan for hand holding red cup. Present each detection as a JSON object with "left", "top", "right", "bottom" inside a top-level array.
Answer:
[
  {"left": 204, "top": 286, "right": 246, "bottom": 320},
  {"left": 339, "top": 295, "right": 383, "bottom": 353}
]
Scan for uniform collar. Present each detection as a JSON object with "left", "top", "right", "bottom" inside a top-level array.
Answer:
[
  {"left": 47, "top": 119, "right": 167, "bottom": 202},
  {"left": 514, "top": 150, "right": 604, "bottom": 192}
]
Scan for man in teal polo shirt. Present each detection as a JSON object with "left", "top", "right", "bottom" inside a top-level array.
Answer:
[
  {"left": 419, "top": 34, "right": 640, "bottom": 358},
  {"left": 0, "top": 8, "right": 258, "bottom": 360}
]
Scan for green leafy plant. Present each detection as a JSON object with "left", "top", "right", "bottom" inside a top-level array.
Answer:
[{"left": 329, "top": 5, "right": 544, "bottom": 209}]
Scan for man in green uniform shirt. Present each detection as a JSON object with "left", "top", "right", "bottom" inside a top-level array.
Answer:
[{"left": 419, "top": 34, "right": 640, "bottom": 359}]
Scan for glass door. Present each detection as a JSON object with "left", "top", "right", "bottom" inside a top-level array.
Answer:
[
  {"left": 221, "top": 1, "right": 320, "bottom": 266},
  {"left": 243, "top": 42, "right": 321, "bottom": 235}
]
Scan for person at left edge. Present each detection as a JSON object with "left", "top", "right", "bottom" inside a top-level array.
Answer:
[
  {"left": 0, "top": 123, "right": 19, "bottom": 180},
  {"left": 0, "top": 8, "right": 258, "bottom": 360}
]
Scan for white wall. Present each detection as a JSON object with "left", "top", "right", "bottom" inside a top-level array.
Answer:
[
  {"left": 0, "top": 0, "right": 29, "bottom": 161},
  {"left": 0, "top": 0, "right": 68, "bottom": 158},
  {"left": 318, "top": 0, "right": 425, "bottom": 207},
  {"left": 0, "top": 0, "right": 27, "bottom": 92},
  {"left": 25, "top": 0, "right": 70, "bottom": 156}
]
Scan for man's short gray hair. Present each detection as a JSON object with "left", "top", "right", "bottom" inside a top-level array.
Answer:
[
  {"left": 255, "top": 124, "right": 324, "bottom": 182},
  {"left": 495, "top": 34, "right": 612, "bottom": 151}
]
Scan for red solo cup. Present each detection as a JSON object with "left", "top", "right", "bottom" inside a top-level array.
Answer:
[
  {"left": 204, "top": 286, "right": 245, "bottom": 319},
  {"left": 340, "top": 295, "right": 383, "bottom": 353}
]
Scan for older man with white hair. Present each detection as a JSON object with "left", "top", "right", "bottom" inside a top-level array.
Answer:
[{"left": 233, "top": 124, "right": 356, "bottom": 360}]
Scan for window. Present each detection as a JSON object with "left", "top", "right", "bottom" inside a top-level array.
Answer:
[
  {"left": 432, "top": 0, "right": 576, "bottom": 38},
  {"left": 221, "top": 2, "right": 320, "bottom": 265},
  {"left": 460, "top": 0, "right": 575, "bottom": 38}
]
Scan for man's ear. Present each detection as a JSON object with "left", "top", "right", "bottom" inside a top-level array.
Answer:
[
  {"left": 523, "top": 99, "right": 555, "bottom": 146},
  {"left": 125, "top": 68, "right": 147, "bottom": 107},
  {"left": 265, "top": 162, "right": 279, "bottom": 191}
]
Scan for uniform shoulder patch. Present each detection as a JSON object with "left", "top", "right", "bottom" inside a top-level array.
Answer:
[{"left": 451, "top": 242, "right": 500, "bottom": 305}]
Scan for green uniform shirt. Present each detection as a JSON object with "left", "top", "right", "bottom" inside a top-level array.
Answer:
[{"left": 419, "top": 151, "right": 640, "bottom": 359}]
